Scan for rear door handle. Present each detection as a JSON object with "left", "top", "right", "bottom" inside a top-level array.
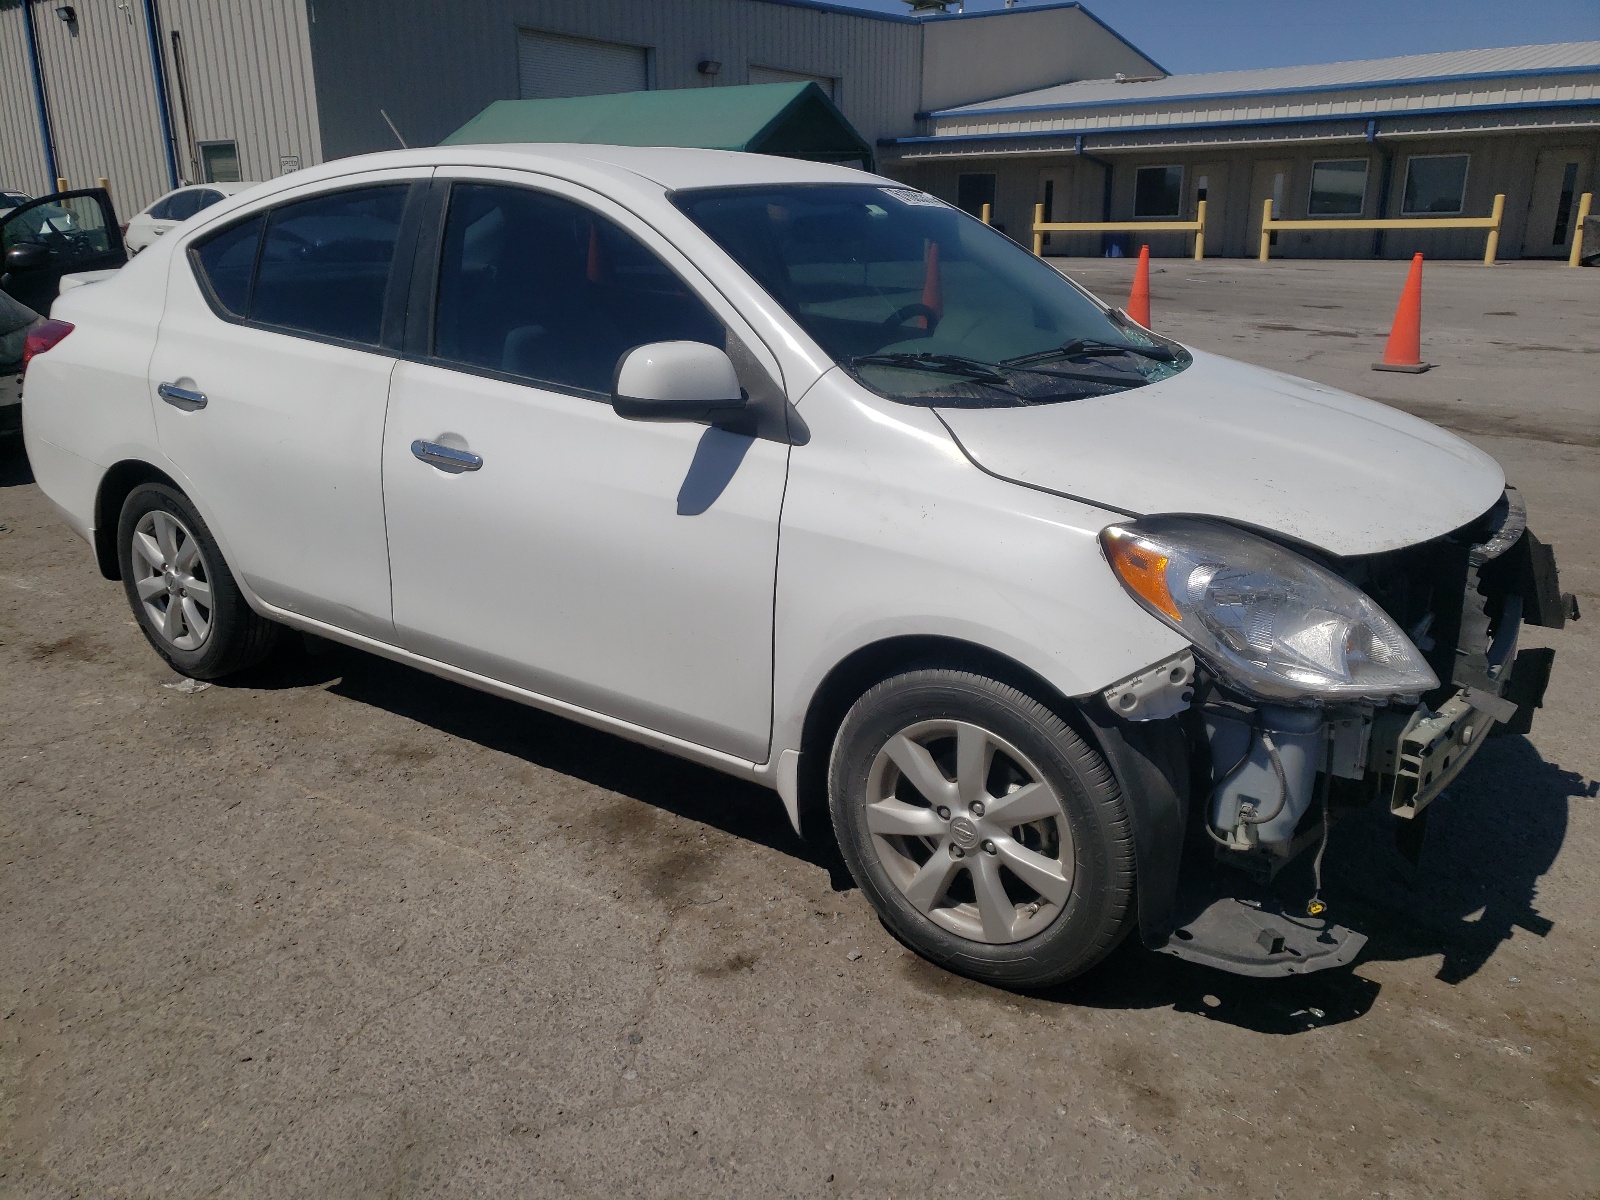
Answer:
[
  {"left": 157, "top": 382, "right": 207, "bottom": 410},
  {"left": 411, "top": 439, "right": 482, "bottom": 472}
]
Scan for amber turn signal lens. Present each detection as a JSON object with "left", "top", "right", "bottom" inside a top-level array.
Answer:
[{"left": 1101, "top": 527, "right": 1182, "bottom": 621}]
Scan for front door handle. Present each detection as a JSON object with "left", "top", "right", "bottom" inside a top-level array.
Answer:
[
  {"left": 157, "top": 382, "right": 207, "bottom": 410},
  {"left": 411, "top": 439, "right": 482, "bottom": 472}
]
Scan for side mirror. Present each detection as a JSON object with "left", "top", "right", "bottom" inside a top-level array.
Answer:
[
  {"left": 4, "top": 243, "right": 50, "bottom": 272},
  {"left": 612, "top": 341, "right": 747, "bottom": 423}
]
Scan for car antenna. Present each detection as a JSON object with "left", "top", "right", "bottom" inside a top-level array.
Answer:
[{"left": 379, "top": 109, "right": 408, "bottom": 149}]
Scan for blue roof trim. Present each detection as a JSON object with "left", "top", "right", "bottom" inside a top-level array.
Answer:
[
  {"left": 885, "top": 96, "right": 1600, "bottom": 146},
  {"left": 740, "top": 0, "right": 1135, "bottom": 30},
  {"left": 930, "top": 61, "right": 1600, "bottom": 119}
]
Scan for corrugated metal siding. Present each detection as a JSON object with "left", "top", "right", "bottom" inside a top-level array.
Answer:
[
  {"left": 156, "top": 0, "right": 322, "bottom": 186},
  {"left": 919, "top": 7, "right": 1159, "bottom": 114},
  {"left": 30, "top": 0, "right": 172, "bottom": 212},
  {"left": 0, "top": 2, "right": 51, "bottom": 196},
  {"left": 307, "top": 0, "right": 923, "bottom": 161},
  {"left": 944, "top": 40, "right": 1600, "bottom": 115},
  {"left": 931, "top": 74, "right": 1600, "bottom": 139}
]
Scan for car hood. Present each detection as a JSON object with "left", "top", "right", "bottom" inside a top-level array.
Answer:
[{"left": 934, "top": 348, "right": 1504, "bottom": 557}]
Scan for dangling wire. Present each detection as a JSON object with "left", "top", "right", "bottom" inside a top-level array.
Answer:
[
  {"left": 1203, "top": 720, "right": 1292, "bottom": 851},
  {"left": 1306, "top": 729, "right": 1334, "bottom": 918}
]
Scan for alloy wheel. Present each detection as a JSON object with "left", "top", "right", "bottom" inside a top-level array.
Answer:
[
  {"left": 864, "top": 719, "right": 1074, "bottom": 944},
  {"left": 130, "top": 509, "right": 214, "bottom": 652}
]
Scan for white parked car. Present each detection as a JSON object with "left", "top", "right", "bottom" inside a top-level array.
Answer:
[
  {"left": 123, "top": 182, "right": 253, "bottom": 253},
  {"left": 20, "top": 147, "right": 1573, "bottom": 987}
]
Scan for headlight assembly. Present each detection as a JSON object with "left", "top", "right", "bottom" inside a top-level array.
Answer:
[{"left": 1100, "top": 517, "right": 1438, "bottom": 703}]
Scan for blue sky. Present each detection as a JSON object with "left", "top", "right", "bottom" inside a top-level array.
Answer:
[{"left": 835, "top": 0, "right": 1600, "bottom": 73}]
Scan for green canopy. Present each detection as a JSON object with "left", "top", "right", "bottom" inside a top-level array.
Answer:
[{"left": 441, "top": 82, "right": 873, "bottom": 168}]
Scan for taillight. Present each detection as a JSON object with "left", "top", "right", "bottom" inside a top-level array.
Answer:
[{"left": 21, "top": 319, "right": 74, "bottom": 376}]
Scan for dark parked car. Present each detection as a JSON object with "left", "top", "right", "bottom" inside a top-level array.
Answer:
[
  {"left": 0, "top": 189, "right": 126, "bottom": 314},
  {"left": 0, "top": 286, "right": 42, "bottom": 435}
]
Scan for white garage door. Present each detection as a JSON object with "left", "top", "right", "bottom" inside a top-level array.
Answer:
[
  {"left": 518, "top": 30, "right": 649, "bottom": 100},
  {"left": 747, "top": 65, "right": 836, "bottom": 100}
]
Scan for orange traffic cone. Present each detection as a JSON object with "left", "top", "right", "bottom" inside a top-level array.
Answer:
[
  {"left": 1372, "top": 252, "right": 1430, "bottom": 373},
  {"left": 919, "top": 239, "right": 943, "bottom": 331},
  {"left": 1126, "top": 244, "right": 1151, "bottom": 328}
]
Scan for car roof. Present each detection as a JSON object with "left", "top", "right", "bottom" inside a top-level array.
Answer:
[
  {"left": 168, "top": 181, "right": 255, "bottom": 195},
  {"left": 246, "top": 144, "right": 890, "bottom": 198}
]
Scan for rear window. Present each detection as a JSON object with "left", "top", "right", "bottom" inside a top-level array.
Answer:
[
  {"left": 187, "top": 184, "right": 407, "bottom": 345},
  {"left": 191, "top": 213, "right": 264, "bottom": 317}
]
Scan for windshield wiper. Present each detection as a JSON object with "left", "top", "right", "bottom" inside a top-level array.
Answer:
[
  {"left": 1002, "top": 337, "right": 1176, "bottom": 368},
  {"left": 847, "top": 352, "right": 1014, "bottom": 387}
]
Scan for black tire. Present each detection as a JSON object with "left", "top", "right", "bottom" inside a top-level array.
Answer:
[
  {"left": 829, "top": 669, "right": 1136, "bottom": 989},
  {"left": 117, "top": 482, "right": 280, "bottom": 679}
]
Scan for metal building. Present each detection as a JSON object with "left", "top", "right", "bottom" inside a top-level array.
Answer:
[
  {"left": 883, "top": 42, "right": 1600, "bottom": 260},
  {"left": 0, "top": 0, "right": 1161, "bottom": 214}
]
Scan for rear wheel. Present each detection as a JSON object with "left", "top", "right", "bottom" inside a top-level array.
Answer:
[
  {"left": 829, "top": 669, "right": 1136, "bottom": 988},
  {"left": 117, "top": 483, "right": 279, "bottom": 679}
]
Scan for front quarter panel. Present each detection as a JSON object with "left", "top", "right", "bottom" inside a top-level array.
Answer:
[{"left": 771, "top": 370, "right": 1188, "bottom": 757}]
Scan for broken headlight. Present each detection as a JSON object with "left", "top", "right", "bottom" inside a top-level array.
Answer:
[{"left": 1100, "top": 516, "right": 1438, "bottom": 703}]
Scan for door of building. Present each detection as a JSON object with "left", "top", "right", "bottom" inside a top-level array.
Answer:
[
  {"left": 1189, "top": 161, "right": 1228, "bottom": 256},
  {"left": 1036, "top": 166, "right": 1073, "bottom": 254},
  {"left": 1247, "top": 159, "right": 1293, "bottom": 257},
  {"left": 1522, "top": 148, "right": 1593, "bottom": 259}
]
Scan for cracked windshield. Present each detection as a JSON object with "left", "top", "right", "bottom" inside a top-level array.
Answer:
[{"left": 675, "top": 183, "right": 1190, "bottom": 406}]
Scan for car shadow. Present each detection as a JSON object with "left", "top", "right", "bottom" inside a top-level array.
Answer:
[
  {"left": 235, "top": 640, "right": 837, "bottom": 875},
  {"left": 0, "top": 434, "right": 35, "bottom": 487},
  {"left": 230, "top": 640, "right": 1588, "bottom": 1032},
  {"left": 1320, "top": 734, "right": 1591, "bottom": 985},
  {"left": 1027, "top": 733, "right": 1590, "bottom": 1032}
]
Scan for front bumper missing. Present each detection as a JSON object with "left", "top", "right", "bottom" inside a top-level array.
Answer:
[{"left": 1148, "top": 500, "right": 1572, "bottom": 979}]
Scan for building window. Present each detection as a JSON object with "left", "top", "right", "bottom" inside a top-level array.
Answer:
[
  {"left": 1401, "top": 154, "right": 1469, "bottom": 215},
  {"left": 1308, "top": 159, "right": 1368, "bottom": 216},
  {"left": 957, "top": 173, "right": 996, "bottom": 219},
  {"left": 199, "top": 141, "right": 240, "bottom": 184},
  {"left": 1133, "top": 166, "right": 1182, "bottom": 218}
]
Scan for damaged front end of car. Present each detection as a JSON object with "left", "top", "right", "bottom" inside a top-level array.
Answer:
[{"left": 1096, "top": 489, "right": 1577, "bottom": 977}]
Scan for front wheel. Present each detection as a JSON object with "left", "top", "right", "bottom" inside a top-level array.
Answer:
[
  {"left": 117, "top": 483, "right": 280, "bottom": 679},
  {"left": 829, "top": 669, "right": 1136, "bottom": 989}
]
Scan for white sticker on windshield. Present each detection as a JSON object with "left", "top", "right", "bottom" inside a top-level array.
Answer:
[{"left": 882, "top": 188, "right": 947, "bottom": 208}]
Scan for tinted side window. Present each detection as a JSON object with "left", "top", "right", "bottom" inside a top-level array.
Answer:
[
  {"left": 146, "top": 195, "right": 177, "bottom": 221},
  {"left": 251, "top": 186, "right": 406, "bottom": 345},
  {"left": 433, "top": 183, "right": 724, "bottom": 395},
  {"left": 191, "top": 213, "right": 264, "bottom": 318},
  {"left": 194, "top": 190, "right": 225, "bottom": 212},
  {"left": 165, "top": 190, "right": 205, "bottom": 221}
]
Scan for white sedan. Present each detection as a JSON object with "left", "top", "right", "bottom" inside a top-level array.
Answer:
[
  {"left": 19, "top": 146, "right": 1571, "bottom": 987},
  {"left": 122, "top": 182, "right": 253, "bottom": 253}
]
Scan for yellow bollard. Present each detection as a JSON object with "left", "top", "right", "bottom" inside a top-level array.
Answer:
[
  {"left": 980, "top": 201, "right": 992, "bottom": 226},
  {"left": 97, "top": 175, "right": 110, "bottom": 196},
  {"left": 1258, "top": 197, "right": 1274, "bottom": 262},
  {"left": 1032, "top": 203, "right": 1045, "bottom": 256},
  {"left": 1482, "top": 193, "right": 1504, "bottom": 265},
  {"left": 1570, "top": 192, "right": 1593, "bottom": 268},
  {"left": 56, "top": 175, "right": 69, "bottom": 192},
  {"left": 1193, "top": 199, "right": 1207, "bottom": 261}
]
